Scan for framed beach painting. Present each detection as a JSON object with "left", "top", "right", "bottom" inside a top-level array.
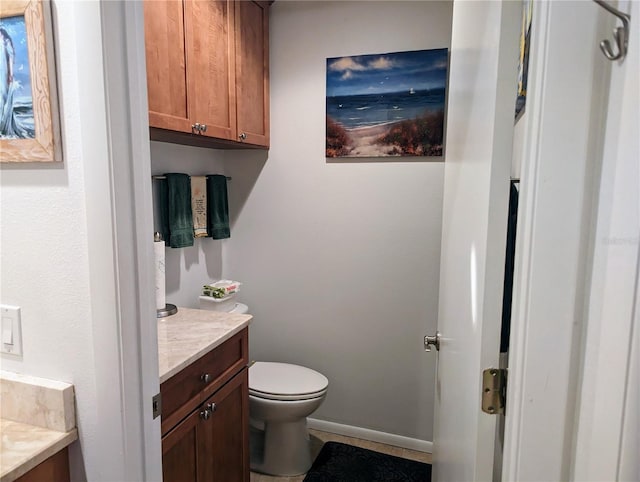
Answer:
[
  {"left": 326, "top": 48, "right": 448, "bottom": 159},
  {"left": 0, "top": 0, "right": 61, "bottom": 162}
]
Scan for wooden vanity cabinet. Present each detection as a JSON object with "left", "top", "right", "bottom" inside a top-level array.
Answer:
[
  {"left": 162, "top": 370, "right": 248, "bottom": 482},
  {"left": 143, "top": 0, "right": 269, "bottom": 149},
  {"left": 15, "top": 448, "right": 70, "bottom": 482},
  {"left": 160, "top": 328, "right": 249, "bottom": 482}
]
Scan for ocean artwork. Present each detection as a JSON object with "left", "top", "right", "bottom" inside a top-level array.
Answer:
[
  {"left": 326, "top": 48, "right": 448, "bottom": 158},
  {"left": 0, "top": 15, "right": 35, "bottom": 139}
]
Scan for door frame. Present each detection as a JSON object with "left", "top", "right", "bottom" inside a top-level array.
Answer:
[
  {"left": 571, "top": 1, "right": 639, "bottom": 479},
  {"left": 502, "top": 1, "right": 622, "bottom": 480},
  {"left": 100, "top": 1, "right": 162, "bottom": 479}
]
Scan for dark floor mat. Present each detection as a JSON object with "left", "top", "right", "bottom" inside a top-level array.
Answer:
[{"left": 303, "top": 441, "right": 432, "bottom": 482}]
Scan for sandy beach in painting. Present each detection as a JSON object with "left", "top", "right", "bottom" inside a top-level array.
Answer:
[
  {"left": 325, "top": 88, "right": 446, "bottom": 158},
  {"left": 326, "top": 110, "right": 444, "bottom": 158},
  {"left": 346, "top": 122, "right": 399, "bottom": 157}
]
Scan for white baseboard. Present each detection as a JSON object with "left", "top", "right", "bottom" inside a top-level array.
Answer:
[{"left": 307, "top": 418, "right": 433, "bottom": 454}]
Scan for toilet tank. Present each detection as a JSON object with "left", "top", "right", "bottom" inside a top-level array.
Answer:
[{"left": 199, "top": 295, "right": 237, "bottom": 312}]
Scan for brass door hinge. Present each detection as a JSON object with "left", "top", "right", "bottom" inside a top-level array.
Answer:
[{"left": 482, "top": 368, "right": 507, "bottom": 415}]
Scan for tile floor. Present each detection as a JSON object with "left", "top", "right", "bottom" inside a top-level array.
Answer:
[{"left": 250, "top": 429, "right": 432, "bottom": 482}]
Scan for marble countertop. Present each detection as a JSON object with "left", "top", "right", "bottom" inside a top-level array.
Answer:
[
  {"left": 0, "top": 371, "right": 77, "bottom": 482},
  {"left": 158, "top": 307, "right": 253, "bottom": 383},
  {"left": 0, "top": 309, "right": 252, "bottom": 480},
  {"left": 0, "top": 420, "right": 77, "bottom": 482}
]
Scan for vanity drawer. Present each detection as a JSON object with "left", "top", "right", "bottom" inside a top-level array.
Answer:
[{"left": 160, "top": 328, "right": 248, "bottom": 435}]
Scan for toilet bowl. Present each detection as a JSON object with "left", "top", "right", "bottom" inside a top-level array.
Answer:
[
  {"left": 199, "top": 297, "right": 329, "bottom": 476},
  {"left": 249, "top": 362, "right": 328, "bottom": 476}
]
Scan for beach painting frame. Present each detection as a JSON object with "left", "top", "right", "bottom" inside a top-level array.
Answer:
[
  {"left": 1, "top": 0, "right": 61, "bottom": 162},
  {"left": 515, "top": 0, "right": 532, "bottom": 121},
  {"left": 326, "top": 48, "right": 448, "bottom": 159}
]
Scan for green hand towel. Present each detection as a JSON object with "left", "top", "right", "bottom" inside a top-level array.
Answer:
[
  {"left": 207, "top": 175, "right": 230, "bottom": 239},
  {"left": 166, "top": 173, "right": 194, "bottom": 248}
]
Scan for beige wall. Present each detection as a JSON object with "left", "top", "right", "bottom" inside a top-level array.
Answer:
[{"left": 150, "top": 141, "right": 227, "bottom": 308}]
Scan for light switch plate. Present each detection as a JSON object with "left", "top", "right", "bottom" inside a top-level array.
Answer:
[{"left": 1, "top": 305, "right": 22, "bottom": 356}]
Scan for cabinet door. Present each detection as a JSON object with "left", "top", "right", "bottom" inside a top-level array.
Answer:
[
  {"left": 144, "top": 0, "right": 193, "bottom": 133},
  {"left": 16, "top": 448, "right": 70, "bottom": 482},
  {"left": 162, "top": 408, "right": 203, "bottom": 482},
  {"left": 200, "top": 369, "right": 249, "bottom": 482},
  {"left": 235, "top": 1, "right": 270, "bottom": 147},
  {"left": 185, "top": 0, "right": 237, "bottom": 141}
]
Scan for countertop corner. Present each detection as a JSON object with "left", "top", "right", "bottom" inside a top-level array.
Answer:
[{"left": 157, "top": 307, "right": 253, "bottom": 383}]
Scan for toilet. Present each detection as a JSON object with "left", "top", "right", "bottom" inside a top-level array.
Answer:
[{"left": 199, "top": 297, "right": 329, "bottom": 476}]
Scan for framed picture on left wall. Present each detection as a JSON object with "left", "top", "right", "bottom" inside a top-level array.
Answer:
[{"left": 0, "top": 0, "right": 61, "bottom": 162}]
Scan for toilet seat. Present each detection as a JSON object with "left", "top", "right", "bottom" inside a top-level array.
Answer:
[{"left": 249, "top": 362, "right": 329, "bottom": 401}]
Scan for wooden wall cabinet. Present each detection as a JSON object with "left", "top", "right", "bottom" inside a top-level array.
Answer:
[
  {"left": 144, "top": 0, "right": 269, "bottom": 149},
  {"left": 160, "top": 329, "right": 249, "bottom": 482},
  {"left": 234, "top": 0, "right": 270, "bottom": 147}
]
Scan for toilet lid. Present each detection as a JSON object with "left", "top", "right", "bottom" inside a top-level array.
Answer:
[{"left": 249, "top": 362, "right": 328, "bottom": 400}]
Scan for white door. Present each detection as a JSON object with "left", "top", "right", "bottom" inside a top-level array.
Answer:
[
  {"left": 432, "top": 1, "right": 520, "bottom": 481},
  {"left": 434, "top": 0, "right": 629, "bottom": 480}
]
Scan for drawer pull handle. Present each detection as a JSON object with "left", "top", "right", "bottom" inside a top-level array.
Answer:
[
  {"left": 201, "top": 373, "right": 212, "bottom": 383},
  {"left": 200, "top": 408, "right": 212, "bottom": 420}
]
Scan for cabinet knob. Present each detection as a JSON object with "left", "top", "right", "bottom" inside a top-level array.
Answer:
[
  {"left": 199, "top": 124, "right": 207, "bottom": 133},
  {"left": 200, "top": 408, "right": 211, "bottom": 420},
  {"left": 239, "top": 132, "right": 247, "bottom": 141},
  {"left": 192, "top": 123, "right": 201, "bottom": 133},
  {"left": 201, "top": 373, "right": 212, "bottom": 384},
  {"left": 206, "top": 402, "right": 217, "bottom": 413}
]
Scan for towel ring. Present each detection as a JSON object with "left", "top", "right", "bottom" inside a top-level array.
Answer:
[{"left": 593, "top": 0, "right": 631, "bottom": 62}]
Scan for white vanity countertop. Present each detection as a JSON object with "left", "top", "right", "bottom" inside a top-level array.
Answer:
[
  {"left": 0, "top": 371, "right": 77, "bottom": 482},
  {"left": 0, "top": 420, "right": 77, "bottom": 482},
  {"left": 157, "top": 307, "right": 253, "bottom": 383}
]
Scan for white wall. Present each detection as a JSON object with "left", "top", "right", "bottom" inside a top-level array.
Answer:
[
  {"left": 0, "top": 2, "right": 129, "bottom": 480},
  {"left": 224, "top": 1, "right": 452, "bottom": 442},
  {"left": 150, "top": 141, "right": 227, "bottom": 308}
]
